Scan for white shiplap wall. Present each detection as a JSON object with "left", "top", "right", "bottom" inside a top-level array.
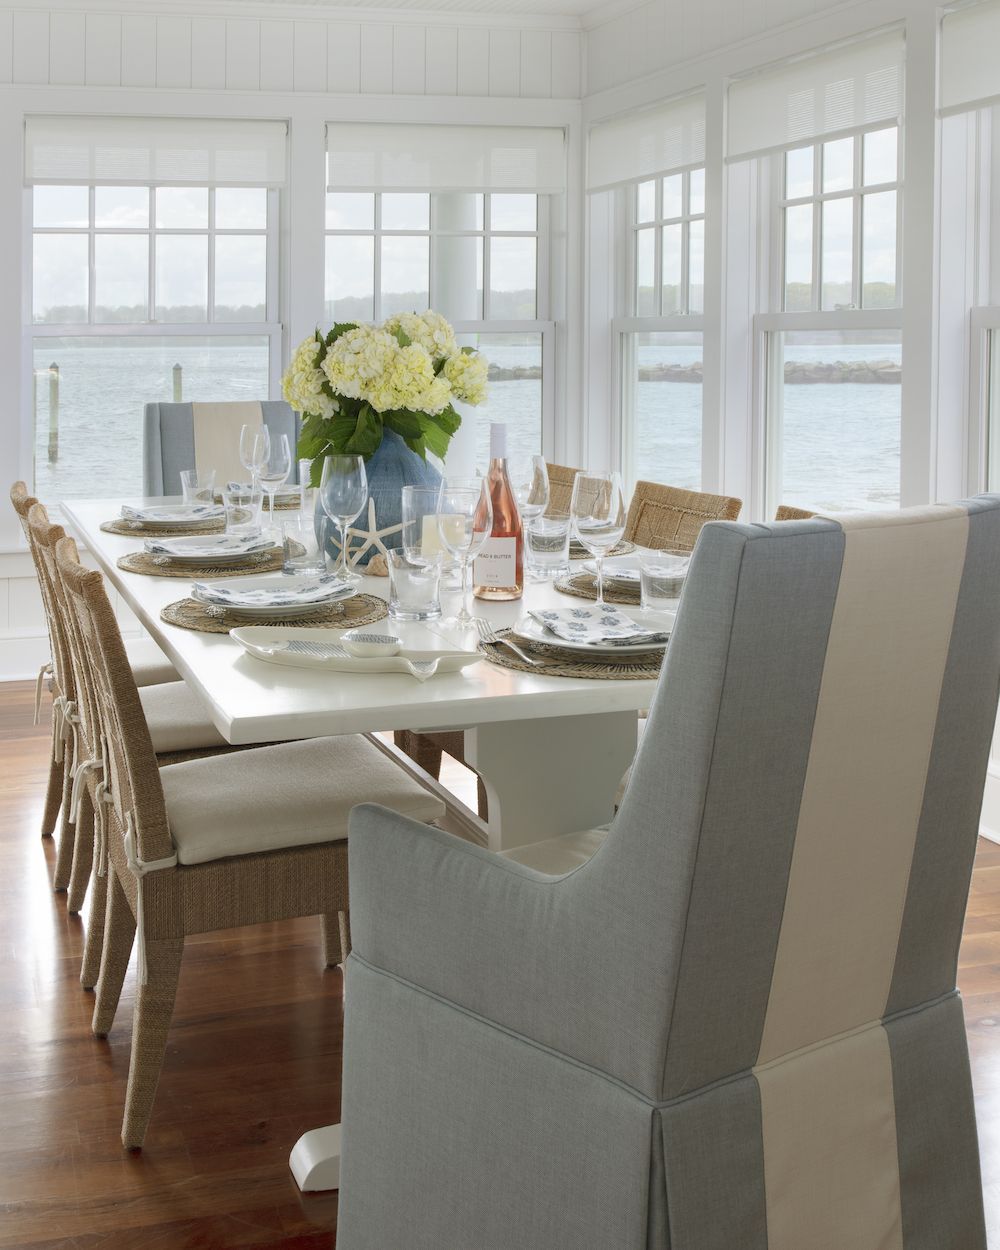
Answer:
[
  {"left": 0, "top": 7, "right": 583, "bottom": 97},
  {"left": 584, "top": 0, "right": 863, "bottom": 95}
]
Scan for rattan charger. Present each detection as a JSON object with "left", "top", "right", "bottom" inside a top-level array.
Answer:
[
  {"left": 556, "top": 572, "right": 641, "bottom": 605},
  {"left": 160, "top": 592, "right": 388, "bottom": 634},
  {"left": 478, "top": 630, "right": 662, "bottom": 681},
  {"left": 117, "top": 547, "right": 294, "bottom": 578}
]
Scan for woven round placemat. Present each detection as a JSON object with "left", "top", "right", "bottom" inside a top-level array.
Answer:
[
  {"left": 117, "top": 547, "right": 291, "bottom": 578},
  {"left": 478, "top": 629, "right": 662, "bottom": 681},
  {"left": 102, "top": 518, "right": 226, "bottom": 538},
  {"left": 555, "top": 572, "right": 641, "bottom": 605},
  {"left": 568, "top": 538, "right": 636, "bottom": 559},
  {"left": 160, "top": 591, "right": 388, "bottom": 634}
]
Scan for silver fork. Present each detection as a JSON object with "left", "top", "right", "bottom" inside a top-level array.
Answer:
[{"left": 473, "top": 618, "right": 545, "bottom": 667}]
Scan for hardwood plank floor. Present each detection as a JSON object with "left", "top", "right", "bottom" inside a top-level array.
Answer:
[{"left": 2, "top": 679, "right": 1000, "bottom": 1247}]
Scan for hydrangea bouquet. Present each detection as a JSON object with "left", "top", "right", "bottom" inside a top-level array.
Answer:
[{"left": 282, "top": 311, "right": 489, "bottom": 484}]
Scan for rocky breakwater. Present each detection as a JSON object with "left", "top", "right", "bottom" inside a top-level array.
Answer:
[{"left": 635, "top": 359, "right": 901, "bottom": 384}]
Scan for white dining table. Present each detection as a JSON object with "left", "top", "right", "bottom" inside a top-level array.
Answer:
[{"left": 62, "top": 496, "right": 661, "bottom": 1192}]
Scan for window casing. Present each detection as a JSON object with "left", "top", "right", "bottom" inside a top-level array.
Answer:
[
  {"left": 324, "top": 190, "right": 554, "bottom": 466},
  {"left": 760, "top": 124, "right": 903, "bottom": 515},
  {"left": 26, "top": 183, "right": 281, "bottom": 500}
]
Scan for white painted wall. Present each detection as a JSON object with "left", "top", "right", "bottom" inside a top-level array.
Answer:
[{"left": 0, "top": 1, "right": 583, "bottom": 679}]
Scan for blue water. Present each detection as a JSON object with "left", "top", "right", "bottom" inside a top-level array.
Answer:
[{"left": 32, "top": 338, "right": 900, "bottom": 513}]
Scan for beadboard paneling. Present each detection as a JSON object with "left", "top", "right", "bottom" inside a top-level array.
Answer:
[
  {"left": 191, "top": 16, "right": 226, "bottom": 90},
  {"left": 85, "top": 13, "right": 123, "bottom": 87},
  {"left": 12, "top": 9, "right": 49, "bottom": 85}
]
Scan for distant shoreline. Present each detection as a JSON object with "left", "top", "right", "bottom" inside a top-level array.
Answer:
[{"left": 488, "top": 360, "right": 902, "bottom": 385}]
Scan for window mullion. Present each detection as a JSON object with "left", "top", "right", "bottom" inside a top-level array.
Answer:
[
  {"left": 88, "top": 187, "right": 96, "bottom": 324},
  {"left": 207, "top": 189, "right": 216, "bottom": 324},
  {"left": 853, "top": 138, "right": 864, "bottom": 309},
  {"left": 373, "top": 195, "right": 382, "bottom": 322},
  {"left": 148, "top": 188, "right": 156, "bottom": 322},
  {"left": 812, "top": 145, "right": 823, "bottom": 313},
  {"left": 483, "top": 194, "right": 492, "bottom": 320}
]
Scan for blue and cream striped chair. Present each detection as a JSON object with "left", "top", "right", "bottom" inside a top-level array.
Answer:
[
  {"left": 142, "top": 400, "right": 300, "bottom": 496},
  {"left": 337, "top": 498, "right": 1000, "bottom": 1249}
]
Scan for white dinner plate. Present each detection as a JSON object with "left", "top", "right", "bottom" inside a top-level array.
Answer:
[
  {"left": 510, "top": 607, "right": 674, "bottom": 655},
  {"left": 231, "top": 626, "right": 482, "bottom": 677},
  {"left": 144, "top": 533, "right": 278, "bottom": 565},
  {"left": 582, "top": 552, "right": 690, "bottom": 587},
  {"left": 192, "top": 575, "right": 355, "bottom": 619},
  {"left": 121, "top": 502, "right": 225, "bottom": 527}
]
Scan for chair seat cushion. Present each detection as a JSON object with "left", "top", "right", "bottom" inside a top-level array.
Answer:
[
  {"left": 500, "top": 827, "right": 609, "bottom": 875},
  {"left": 159, "top": 737, "right": 447, "bottom": 865},
  {"left": 124, "top": 637, "right": 180, "bottom": 687},
  {"left": 138, "top": 681, "right": 228, "bottom": 753}
]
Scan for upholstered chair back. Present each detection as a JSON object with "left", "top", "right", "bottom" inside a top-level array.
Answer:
[
  {"left": 143, "top": 399, "right": 301, "bottom": 495},
  {"left": 55, "top": 538, "right": 172, "bottom": 867}
]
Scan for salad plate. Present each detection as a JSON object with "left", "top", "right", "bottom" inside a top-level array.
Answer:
[
  {"left": 121, "top": 502, "right": 225, "bottom": 528},
  {"left": 192, "top": 574, "right": 355, "bottom": 619},
  {"left": 511, "top": 606, "right": 673, "bottom": 655},
  {"left": 144, "top": 533, "right": 278, "bottom": 566}
]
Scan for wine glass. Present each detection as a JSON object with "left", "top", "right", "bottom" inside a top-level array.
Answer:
[
  {"left": 569, "top": 470, "right": 626, "bottom": 607},
  {"left": 436, "top": 477, "right": 493, "bottom": 627},
  {"left": 319, "top": 455, "right": 368, "bottom": 584},
  {"left": 240, "top": 423, "right": 269, "bottom": 487},
  {"left": 258, "top": 432, "right": 292, "bottom": 536},
  {"left": 510, "top": 456, "right": 549, "bottom": 580}
]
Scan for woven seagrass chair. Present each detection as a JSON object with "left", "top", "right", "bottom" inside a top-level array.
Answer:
[
  {"left": 544, "top": 462, "right": 582, "bottom": 515},
  {"left": 55, "top": 536, "right": 446, "bottom": 1148},
  {"left": 27, "top": 504, "right": 235, "bottom": 919},
  {"left": 624, "top": 480, "right": 742, "bottom": 551},
  {"left": 10, "top": 482, "right": 180, "bottom": 844},
  {"left": 337, "top": 498, "right": 1000, "bottom": 1249},
  {"left": 775, "top": 503, "right": 816, "bottom": 521}
]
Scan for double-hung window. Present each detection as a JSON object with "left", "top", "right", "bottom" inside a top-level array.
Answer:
[
  {"left": 590, "top": 95, "right": 707, "bottom": 492},
  {"left": 728, "top": 31, "right": 905, "bottom": 514},
  {"left": 25, "top": 117, "right": 285, "bottom": 501},
  {"left": 324, "top": 123, "right": 565, "bottom": 468}
]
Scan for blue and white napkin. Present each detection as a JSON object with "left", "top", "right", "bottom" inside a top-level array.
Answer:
[{"left": 528, "top": 606, "right": 670, "bottom": 645}]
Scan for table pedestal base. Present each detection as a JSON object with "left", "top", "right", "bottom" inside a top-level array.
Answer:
[{"left": 289, "top": 1123, "right": 342, "bottom": 1191}]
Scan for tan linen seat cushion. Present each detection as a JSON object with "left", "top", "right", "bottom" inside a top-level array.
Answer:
[
  {"left": 159, "top": 737, "right": 447, "bottom": 865},
  {"left": 501, "top": 827, "right": 609, "bottom": 875},
  {"left": 138, "top": 681, "right": 228, "bottom": 753},
  {"left": 124, "top": 637, "right": 180, "bottom": 687}
]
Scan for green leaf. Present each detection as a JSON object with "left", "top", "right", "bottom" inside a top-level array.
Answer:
[
  {"left": 325, "top": 322, "right": 358, "bottom": 345},
  {"left": 382, "top": 409, "right": 423, "bottom": 439},
  {"left": 344, "top": 405, "right": 383, "bottom": 458},
  {"left": 460, "top": 345, "right": 477, "bottom": 356},
  {"left": 391, "top": 327, "right": 412, "bottom": 348}
]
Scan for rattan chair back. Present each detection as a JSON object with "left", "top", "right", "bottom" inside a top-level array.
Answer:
[
  {"left": 544, "top": 463, "right": 582, "bottom": 515},
  {"left": 775, "top": 504, "right": 817, "bottom": 521},
  {"left": 624, "top": 482, "right": 742, "bottom": 552},
  {"left": 55, "top": 537, "right": 172, "bottom": 866}
]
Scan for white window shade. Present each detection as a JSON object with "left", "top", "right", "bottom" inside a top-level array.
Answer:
[
  {"left": 941, "top": 2, "right": 1000, "bottom": 114},
  {"left": 587, "top": 94, "right": 705, "bottom": 192},
  {"left": 727, "top": 30, "right": 904, "bottom": 162},
  {"left": 326, "top": 124, "right": 566, "bottom": 194},
  {"left": 25, "top": 117, "right": 287, "bottom": 186}
]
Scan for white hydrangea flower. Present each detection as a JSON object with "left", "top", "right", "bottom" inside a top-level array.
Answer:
[
  {"left": 443, "top": 351, "right": 489, "bottom": 406},
  {"left": 384, "top": 311, "right": 457, "bottom": 361},
  {"left": 282, "top": 336, "right": 340, "bottom": 419}
]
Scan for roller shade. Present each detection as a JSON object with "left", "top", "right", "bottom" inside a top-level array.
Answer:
[
  {"left": 326, "top": 123, "right": 566, "bottom": 194},
  {"left": 25, "top": 116, "right": 287, "bottom": 186},
  {"left": 727, "top": 29, "right": 904, "bottom": 162},
  {"left": 941, "top": 1, "right": 1000, "bottom": 114},
  {"left": 587, "top": 94, "right": 705, "bottom": 191}
]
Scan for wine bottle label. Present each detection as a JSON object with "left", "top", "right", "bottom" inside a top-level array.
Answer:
[{"left": 474, "top": 537, "right": 517, "bottom": 587}]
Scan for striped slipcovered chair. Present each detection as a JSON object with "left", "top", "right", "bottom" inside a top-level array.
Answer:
[{"left": 337, "top": 499, "right": 1000, "bottom": 1249}]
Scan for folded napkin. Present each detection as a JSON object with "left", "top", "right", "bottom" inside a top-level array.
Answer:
[
  {"left": 528, "top": 606, "right": 669, "bottom": 645},
  {"left": 192, "top": 575, "right": 348, "bottom": 607},
  {"left": 122, "top": 503, "right": 224, "bottom": 522}
]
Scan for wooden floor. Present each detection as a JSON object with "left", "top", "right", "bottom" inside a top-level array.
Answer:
[{"left": 3, "top": 679, "right": 1000, "bottom": 1248}]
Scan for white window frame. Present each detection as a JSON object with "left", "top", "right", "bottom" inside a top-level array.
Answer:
[
  {"left": 23, "top": 184, "right": 283, "bottom": 499},
  {"left": 970, "top": 307, "right": 1000, "bottom": 492},
  {"left": 324, "top": 190, "right": 556, "bottom": 458},
  {"left": 759, "top": 124, "right": 904, "bottom": 516},
  {"left": 613, "top": 176, "right": 706, "bottom": 491}
]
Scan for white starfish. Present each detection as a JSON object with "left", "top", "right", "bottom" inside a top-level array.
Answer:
[{"left": 338, "top": 498, "right": 403, "bottom": 568}]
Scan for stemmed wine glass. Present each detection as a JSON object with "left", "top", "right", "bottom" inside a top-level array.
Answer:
[
  {"left": 569, "top": 470, "right": 626, "bottom": 607},
  {"left": 436, "top": 477, "right": 493, "bottom": 627},
  {"left": 319, "top": 455, "right": 368, "bottom": 584},
  {"left": 510, "top": 456, "right": 550, "bottom": 580},
  {"left": 239, "top": 423, "right": 269, "bottom": 486},
  {"left": 257, "top": 432, "right": 292, "bottom": 536}
]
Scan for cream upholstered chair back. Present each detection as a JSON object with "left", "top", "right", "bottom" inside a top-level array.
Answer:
[
  {"left": 336, "top": 499, "right": 1000, "bottom": 1249},
  {"left": 623, "top": 480, "right": 742, "bottom": 550},
  {"left": 56, "top": 538, "right": 172, "bottom": 868},
  {"left": 143, "top": 399, "right": 301, "bottom": 495}
]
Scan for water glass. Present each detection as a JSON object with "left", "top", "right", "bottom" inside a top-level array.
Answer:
[
  {"left": 387, "top": 549, "right": 442, "bottom": 621},
  {"left": 282, "top": 495, "right": 327, "bottom": 575},
  {"left": 180, "top": 468, "right": 216, "bottom": 504},
  {"left": 222, "top": 481, "right": 262, "bottom": 535},
  {"left": 525, "top": 510, "right": 571, "bottom": 580},
  {"left": 639, "top": 549, "right": 690, "bottom": 613}
]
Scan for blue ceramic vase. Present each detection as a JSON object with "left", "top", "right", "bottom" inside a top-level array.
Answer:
[{"left": 314, "top": 428, "right": 443, "bottom": 568}]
